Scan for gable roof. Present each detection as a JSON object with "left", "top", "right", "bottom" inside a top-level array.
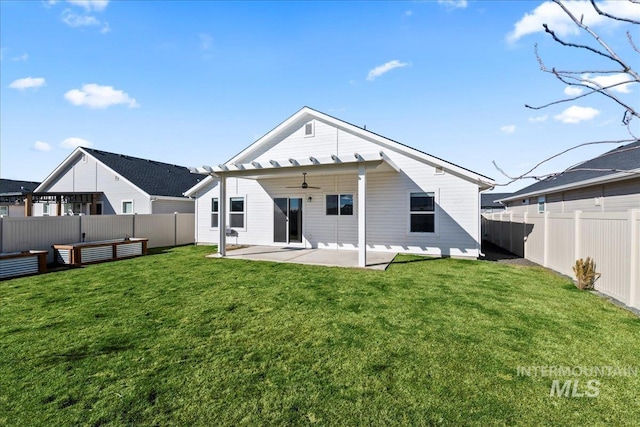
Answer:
[
  {"left": 500, "top": 140, "right": 640, "bottom": 202},
  {"left": 186, "top": 107, "right": 495, "bottom": 195},
  {"left": 0, "top": 179, "right": 41, "bottom": 196},
  {"left": 481, "top": 193, "right": 510, "bottom": 209},
  {"left": 36, "top": 148, "right": 202, "bottom": 198}
]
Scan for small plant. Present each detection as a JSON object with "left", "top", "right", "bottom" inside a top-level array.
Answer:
[{"left": 573, "top": 257, "right": 601, "bottom": 290}]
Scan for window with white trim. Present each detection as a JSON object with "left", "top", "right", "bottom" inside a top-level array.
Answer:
[
  {"left": 326, "top": 194, "right": 353, "bottom": 216},
  {"left": 43, "top": 203, "right": 51, "bottom": 216},
  {"left": 229, "top": 197, "right": 245, "bottom": 228},
  {"left": 211, "top": 198, "right": 219, "bottom": 228},
  {"left": 122, "top": 200, "right": 134, "bottom": 214},
  {"left": 538, "top": 196, "right": 546, "bottom": 213},
  {"left": 409, "top": 192, "right": 435, "bottom": 233},
  {"left": 0, "top": 206, "right": 8, "bottom": 216}
]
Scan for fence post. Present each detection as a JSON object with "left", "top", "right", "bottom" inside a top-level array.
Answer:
[
  {"left": 630, "top": 209, "right": 639, "bottom": 309},
  {"left": 0, "top": 216, "right": 3, "bottom": 253},
  {"left": 174, "top": 212, "right": 178, "bottom": 247},
  {"left": 499, "top": 211, "right": 504, "bottom": 248},
  {"left": 543, "top": 211, "right": 549, "bottom": 267},
  {"left": 574, "top": 210, "right": 581, "bottom": 263},
  {"left": 523, "top": 212, "right": 528, "bottom": 259},
  {"left": 132, "top": 213, "right": 136, "bottom": 238},
  {"left": 509, "top": 211, "right": 514, "bottom": 254}
]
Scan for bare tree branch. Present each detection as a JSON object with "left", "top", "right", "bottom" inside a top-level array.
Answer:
[
  {"left": 628, "top": 31, "right": 640, "bottom": 53},
  {"left": 590, "top": 0, "right": 640, "bottom": 25},
  {"left": 552, "top": 0, "right": 639, "bottom": 80},
  {"left": 492, "top": 140, "right": 639, "bottom": 185},
  {"left": 495, "top": 1, "right": 639, "bottom": 187}
]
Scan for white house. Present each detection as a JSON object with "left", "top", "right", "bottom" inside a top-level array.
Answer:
[
  {"left": 185, "top": 107, "right": 495, "bottom": 266},
  {"left": 32, "top": 147, "right": 203, "bottom": 216}
]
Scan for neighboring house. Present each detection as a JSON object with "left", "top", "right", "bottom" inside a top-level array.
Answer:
[
  {"left": 185, "top": 107, "right": 495, "bottom": 266},
  {"left": 32, "top": 147, "right": 203, "bottom": 216},
  {"left": 0, "top": 179, "right": 40, "bottom": 217},
  {"left": 498, "top": 141, "right": 640, "bottom": 213},
  {"left": 480, "top": 192, "right": 510, "bottom": 213}
]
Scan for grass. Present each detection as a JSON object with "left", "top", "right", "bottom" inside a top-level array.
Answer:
[{"left": 1, "top": 245, "right": 639, "bottom": 426}]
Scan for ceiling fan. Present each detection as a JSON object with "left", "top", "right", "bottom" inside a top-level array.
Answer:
[{"left": 287, "top": 172, "right": 321, "bottom": 189}]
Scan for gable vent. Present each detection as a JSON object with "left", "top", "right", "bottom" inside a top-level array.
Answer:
[{"left": 304, "top": 122, "right": 314, "bottom": 137}]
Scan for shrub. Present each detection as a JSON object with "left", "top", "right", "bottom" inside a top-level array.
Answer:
[{"left": 573, "top": 257, "right": 601, "bottom": 290}]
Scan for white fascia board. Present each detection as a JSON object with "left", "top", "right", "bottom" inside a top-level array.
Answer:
[
  {"left": 151, "top": 195, "right": 195, "bottom": 202},
  {"left": 34, "top": 147, "right": 86, "bottom": 192},
  {"left": 184, "top": 175, "right": 218, "bottom": 197},
  {"left": 497, "top": 170, "right": 640, "bottom": 203}
]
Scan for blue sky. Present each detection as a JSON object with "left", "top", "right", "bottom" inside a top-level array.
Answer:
[{"left": 1, "top": 0, "right": 638, "bottom": 192}]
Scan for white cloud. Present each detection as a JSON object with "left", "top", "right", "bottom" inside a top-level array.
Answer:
[
  {"left": 405, "top": 10, "right": 413, "bottom": 17},
  {"left": 564, "top": 86, "right": 584, "bottom": 96},
  {"left": 438, "top": 0, "right": 468, "bottom": 9},
  {"left": 34, "top": 141, "right": 52, "bottom": 152},
  {"left": 62, "top": 10, "right": 100, "bottom": 27},
  {"left": 367, "top": 60, "right": 409, "bottom": 81},
  {"left": 507, "top": 1, "right": 640, "bottom": 43},
  {"left": 9, "top": 77, "right": 46, "bottom": 90},
  {"left": 64, "top": 83, "right": 139, "bottom": 109},
  {"left": 60, "top": 137, "right": 93, "bottom": 149},
  {"left": 528, "top": 115, "right": 548, "bottom": 123},
  {"left": 12, "top": 53, "right": 28, "bottom": 62},
  {"left": 500, "top": 125, "right": 517, "bottom": 134},
  {"left": 199, "top": 33, "right": 213, "bottom": 51},
  {"left": 554, "top": 105, "right": 600, "bottom": 123},
  {"left": 582, "top": 73, "right": 635, "bottom": 94},
  {"left": 66, "top": 0, "right": 109, "bottom": 12}
]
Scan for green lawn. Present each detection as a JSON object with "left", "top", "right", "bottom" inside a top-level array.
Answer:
[{"left": 1, "top": 245, "right": 638, "bottom": 426}]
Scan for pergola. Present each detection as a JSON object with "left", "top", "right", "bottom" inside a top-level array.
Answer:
[
  {"left": 25, "top": 192, "right": 102, "bottom": 216},
  {"left": 192, "top": 151, "right": 400, "bottom": 267}
]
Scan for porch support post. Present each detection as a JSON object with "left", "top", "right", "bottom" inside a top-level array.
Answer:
[
  {"left": 24, "top": 193, "right": 33, "bottom": 217},
  {"left": 218, "top": 174, "right": 227, "bottom": 257},
  {"left": 358, "top": 165, "right": 367, "bottom": 267}
]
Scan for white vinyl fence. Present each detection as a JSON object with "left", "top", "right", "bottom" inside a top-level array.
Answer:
[
  {"left": 482, "top": 210, "right": 640, "bottom": 310},
  {"left": 0, "top": 213, "right": 195, "bottom": 263}
]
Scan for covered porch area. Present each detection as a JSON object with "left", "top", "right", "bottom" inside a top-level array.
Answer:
[{"left": 194, "top": 151, "right": 400, "bottom": 267}]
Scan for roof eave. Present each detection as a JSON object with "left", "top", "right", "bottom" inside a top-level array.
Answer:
[{"left": 498, "top": 170, "right": 640, "bottom": 203}]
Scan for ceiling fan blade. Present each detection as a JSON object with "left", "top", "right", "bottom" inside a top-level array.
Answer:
[{"left": 307, "top": 186, "right": 321, "bottom": 189}]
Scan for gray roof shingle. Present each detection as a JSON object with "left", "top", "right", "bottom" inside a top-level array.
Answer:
[
  {"left": 506, "top": 140, "right": 640, "bottom": 200},
  {"left": 481, "top": 193, "right": 511, "bottom": 208},
  {"left": 0, "top": 178, "right": 41, "bottom": 195},
  {"left": 84, "top": 148, "right": 202, "bottom": 198}
]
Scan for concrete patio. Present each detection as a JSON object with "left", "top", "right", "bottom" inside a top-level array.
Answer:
[{"left": 207, "top": 246, "right": 397, "bottom": 270}]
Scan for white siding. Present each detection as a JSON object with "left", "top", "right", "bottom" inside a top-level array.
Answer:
[
  {"left": 39, "top": 154, "right": 151, "bottom": 214},
  {"left": 194, "top": 118, "right": 482, "bottom": 258}
]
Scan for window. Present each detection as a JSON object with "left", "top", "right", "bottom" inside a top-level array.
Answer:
[
  {"left": 326, "top": 194, "right": 353, "bottom": 216},
  {"left": 122, "top": 200, "right": 134, "bottom": 214},
  {"left": 43, "top": 203, "right": 50, "bottom": 216},
  {"left": 211, "top": 198, "right": 219, "bottom": 228},
  {"left": 304, "top": 121, "right": 314, "bottom": 137},
  {"left": 229, "top": 197, "right": 245, "bottom": 228},
  {"left": 410, "top": 192, "right": 435, "bottom": 233},
  {"left": 538, "top": 196, "right": 546, "bottom": 213},
  {"left": 0, "top": 206, "right": 8, "bottom": 216}
]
